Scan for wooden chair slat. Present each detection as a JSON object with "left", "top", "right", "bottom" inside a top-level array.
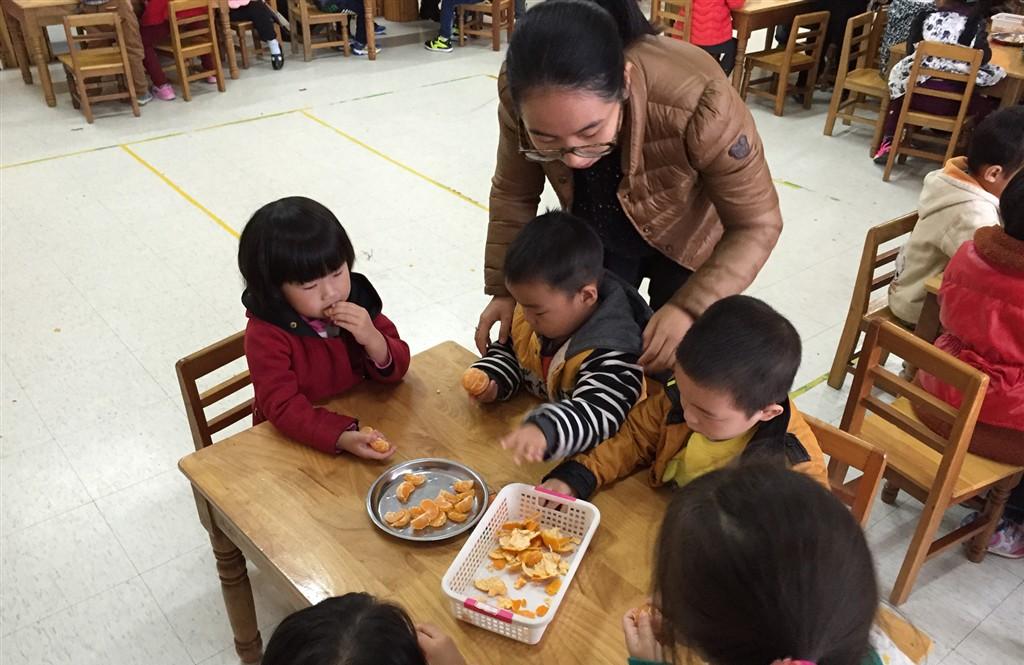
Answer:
[
  {"left": 740, "top": 10, "right": 831, "bottom": 116},
  {"left": 59, "top": 12, "right": 139, "bottom": 123},
  {"left": 200, "top": 372, "right": 252, "bottom": 408},
  {"left": 176, "top": 331, "right": 253, "bottom": 450}
]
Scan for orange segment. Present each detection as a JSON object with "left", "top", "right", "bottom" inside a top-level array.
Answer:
[
  {"left": 395, "top": 481, "right": 415, "bottom": 503},
  {"left": 447, "top": 511, "right": 468, "bottom": 523},
  {"left": 410, "top": 512, "right": 431, "bottom": 530},
  {"left": 545, "top": 579, "right": 562, "bottom": 596},
  {"left": 452, "top": 479, "right": 475, "bottom": 493},
  {"left": 404, "top": 473, "right": 426, "bottom": 486},
  {"left": 454, "top": 495, "right": 474, "bottom": 514}
]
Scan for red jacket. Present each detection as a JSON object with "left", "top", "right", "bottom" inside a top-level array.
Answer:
[
  {"left": 243, "top": 273, "right": 411, "bottom": 454},
  {"left": 919, "top": 226, "right": 1024, "bottom": 432},
  {"left": 140, "top": 0, "right": 205, "bottom": 27},
  {"left": 675, "top": 0, "right": 745, "bottom": 47}
]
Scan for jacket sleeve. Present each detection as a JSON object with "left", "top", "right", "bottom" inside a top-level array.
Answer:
[
  {"left": 471, "top": 339, "right": 523, "bottom": 400},
  {"left": 939, "top": 213, "right": 992, "bottom": 259},
  {"left": 673, "top": 78, "right": 783, "bottom": 318},
  {"left": 543, "top": 388, "right": 670, "bottom": 500},
  {"left": 485, "top": 72, "right": 548, "bottom": 297},
  {"left": 526, "top": 350, "right": 645, "bottom": 460},
  {"left": 245, "top": 324, "right": 355, "bottom": 454},
  {"left": 365, "top": 312, "right": 411, "bottom": 384}
]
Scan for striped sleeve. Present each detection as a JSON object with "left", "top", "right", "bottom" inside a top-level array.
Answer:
[
  {"left": 525, "top": 349, "right": 644, "bottom": 461},
  {"left": 470, "top": 339, "right": 523, "bottom": 401}
]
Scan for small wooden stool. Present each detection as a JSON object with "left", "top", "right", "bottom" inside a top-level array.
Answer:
[{"left": 456, "top": 0, "right": 513, "bottom": 51}]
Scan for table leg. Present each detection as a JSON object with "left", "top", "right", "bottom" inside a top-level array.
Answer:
[
  {"left": 998, "top": 78, "right": 1022, "bottom": 110},
  {"left": 209, "top": 525, "right": 263, "bottom": 663},
  {"left": 23, "top": 15, "right": 55, "bottom": 106},
  {"left": 363, "top": 0, "right": 375, "bottom": 61},
  {"left": 0, "top": 6, "right": 16, "bottom": 70},
  {"left": 914, "top": 292, "right": 940, "bottom": 344},
  {"left": 732, "top": 20, "right": 749, "bottom": 89},
  {"left": 218, "top": 0, "right": 238, "bottom": 78},
  {"left": 6, "top": 10, "right": 32, "bottom": 84}
]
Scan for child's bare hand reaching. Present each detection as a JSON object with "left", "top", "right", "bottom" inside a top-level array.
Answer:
[
  {"left": 416, "top": 623, "right": 467, "bottom": 665},
  {"left": 472, "top": 380, "right": 499, "bottom": 404},
  {"left": 325, "top": 301, "right": 389, "bottom": 364},
  {"left": 500, "top": 424, "right": 548, "bottom": 464},
  {"left": 623, "top": 604, "right": 666, "bottom": 663},
  {"left": 336, "top": 429, "right": 395, "bottom": 460}
]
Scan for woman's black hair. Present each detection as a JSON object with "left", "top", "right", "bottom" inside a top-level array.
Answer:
[
  {"left": 1000, "top": 168, "right": 1024, "bottom": 242},
  {"left": 654, "top": 465, "right": 879, "bottom": 665},
  {"left": 261, "top": 593, "right": 427, "bottom": 665},
  {"left": 505, "top": 0, "right": 657, "bottom": 106},
  {"left": 238, "top": 196, "right": 355, "bottom": 312}
]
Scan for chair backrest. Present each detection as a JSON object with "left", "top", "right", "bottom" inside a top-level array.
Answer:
[
  {"left": 837, "top": 11, "right": 876, "bottom": 75},
  {"left": 841, "top": 320, "right": 988, "bottom": 485},
  {"left": 848, "top": 212, "right": 918, "bottom": 325},
  {"left": 175, "top": 331, "right": 253, "bottom": 451},
  {"left": 787, "top": 10, "right": 830, "bottom": 61},
  {"left": 806, "top": 415, "right": 886, "bottom": 527},
  {"left": 866, "top": 7, "right": 888, "bottom": 69},
  {"left": 904, "top": 41, "right": 982, "bottom": 125},
  {"left": 650, "top": 0, "right": 693, "bottom": 43},
  {"left": 61, "top": 12, "right": 126, "bottom": 71},
  {"left": 167, "top": 0, "right": 216, "bottom": 46}
]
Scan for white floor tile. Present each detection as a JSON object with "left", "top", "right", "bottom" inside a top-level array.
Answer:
[
  {"left": 0, "top": 366, "right": 54, "bottom": 458},
  {"left": 0, "top": 443, "right": 91, "bottom": 534},
  {"left": 0, "top": 578, "right": 191, "bottom": 665},
  {"left": 1, "top": 503, "right": 136, "bottom": 634},
  {"left": 955, "top": 582, "right": 1024, "bottom": 665}
]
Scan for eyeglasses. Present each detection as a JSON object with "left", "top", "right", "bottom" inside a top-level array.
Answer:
[{"left": 518, "top": 105, "right": 624, "bottom": 163}]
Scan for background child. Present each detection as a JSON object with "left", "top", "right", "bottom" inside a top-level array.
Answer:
[
  {"left": 888, "top": 106, "right": 1024, "bottom": 325},
  {"left": 238, "top": 196, "right": 410, "bottom": 457},
  {"left": 874, "top": 0, "right": 1004, "bottom": 163},
  {"left": 227, "top": 0, "right": 284, "bottom": 69},
  {"left": 139, "top": 0, "right": 217, "bottom": 100},
  {"left": 623, "top": 465, "right": 878, "bottom": 665},
  {"left": 262, "top": 592, "right": 466, "bottom": 665},
  {"left": 467, "top": 211, "right": 651, "bottom": 465},
  {"left": 541, "top": 295, "right": 827, "bottom": 500},
  {"left": 685, "top": 0, "right": 746, "bottom": 75}
]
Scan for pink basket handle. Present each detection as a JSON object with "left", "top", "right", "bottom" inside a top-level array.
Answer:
[
  {"left": 535, "top": 485, "right": 576, "bottom": 502},
  {"left": 464, "top": 598, "right": 513, "bottom": 623}
]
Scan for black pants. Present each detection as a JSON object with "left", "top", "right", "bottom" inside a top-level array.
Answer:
[
  {"left": 604, "top": 252, "right": 692, "bottom": 311},
  {"left": 699, "top": 39, "right": 738, "bottom": 76},
  {"left": 230, "top": 2, "right": 277, "bottom": 42}
]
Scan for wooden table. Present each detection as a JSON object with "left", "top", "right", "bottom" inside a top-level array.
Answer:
[
  {"left": 179, "top": 342, "right": 670, "bottom": 664},
  {"left": 889, "top": 41, "right": 1024, "bottom": 109},
  {"left": 730, "top": 0, "right": 816, "bottom": 89},
  {"left": 915, "top": 272, "right": 943, "bottom": 344},
  {"left": 0, "top": 0, "right": 239, "bottom": 108}
]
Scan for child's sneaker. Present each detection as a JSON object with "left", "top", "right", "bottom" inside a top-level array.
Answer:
[
  {"left": 988, "top": 519, "right": 1024, "bottom": 559},
  {"left": 151, "top": 83, "right": 176, "bottom": 101},
  {"left": 349, "top": 40, "right": 380, "bottom": 55},
  {"left": 424, "top": 35, "right": 453, "bottom": 52},
  {"left": 136, "top": 90, "right": 153, "bottom": 105},
  {"left": 205, "top": 75, "right": 218, "bottom": 84},
  {"left": 872, "top": 138, "right": 892, "bottom": 164},
  {"left": 374, "top": 21, "right": 386, "bottom": 35}
]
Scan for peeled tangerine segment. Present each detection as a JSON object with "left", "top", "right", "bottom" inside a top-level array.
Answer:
[
  {"left": 384, "top": 510, "right": 410, "bottom": 528},
  {"left": 370, "top": 439, "right": 391, "bottom": 453},
  {"left": 410, "top": 512, "right": 432, "bottom": 530},
  {"left": 452, "top": 479, "right": 475, "bottom": 493},
  {"left": 395, "top": 481, "right": 415, "bottom": 503},
  {"left": 454, "top": 495, "right": 474, "bottom": 514},
  {"left": 404, "top": 473, "right": 426, "bottom": 486},
  {"left": 430, "top": 511, "right": 448, "bottom": 528},
  {"left": 447, "top": 511, "right": 469, "bottom": 523},
  {"left": 461, "top": 368, "right": 491, "bottom": 396}
]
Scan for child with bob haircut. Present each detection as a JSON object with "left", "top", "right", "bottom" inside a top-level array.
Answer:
[{"left": 238, "top": 196, "right": 410, "bottom": 457}]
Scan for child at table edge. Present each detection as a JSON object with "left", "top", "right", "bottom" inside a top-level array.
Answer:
[
  {"left": 239, "top": 196, "right": 410, "bottom": 458},
  {"left": 541, "top": 295, "right": 828, "bottom": 500},
  {"left": 466, "top": 210, "right": 652, "bottom": 465}
]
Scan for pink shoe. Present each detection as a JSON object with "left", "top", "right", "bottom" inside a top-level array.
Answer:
[
  {"left": 988, "top": 520, "right": 1024, "bottom": 559},
  {"left": 205, "top": 76, "right": 218, "bottom": 84},
  {"left": 151, "top": 83, "right": 176, "bottom": 101}
]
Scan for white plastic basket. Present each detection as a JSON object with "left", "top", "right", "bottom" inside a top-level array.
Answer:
[{"left": 441, "top": 483, "right": 601, "bottom": 644}]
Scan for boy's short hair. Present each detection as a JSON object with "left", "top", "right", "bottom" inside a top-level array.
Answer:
[
  {"left": 675, "top": 295, "right": 801, "bottom": 415},
  {"left": 504, "top": 211, "right": 604, "bottom": 294},
  {"left": 1001, "top": 169, "right": 1024, "bottom": 242},
  {"left": 967, "top": 107, "right": 1024, "bottom": 175}
]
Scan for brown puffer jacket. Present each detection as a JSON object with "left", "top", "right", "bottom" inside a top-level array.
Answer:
[{"left": 486, "top": 36, "right": 782, "bottom": 318}]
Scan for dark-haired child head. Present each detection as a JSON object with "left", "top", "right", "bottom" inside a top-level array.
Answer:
[
  {"left": 504, "top": 211, "right": 604, "bottom": 342},
  {"left": 238, "top": 196, "right": 355, "bottom": 320},
  {"left": 966, "top": 107, "right": 1024, "bottom": 198},
  {"left": 674, "top": 295, "right": 801, "bottom": 441},
  {"left": 1001, "top": 168, "right": 1024, "bottom": 243}
]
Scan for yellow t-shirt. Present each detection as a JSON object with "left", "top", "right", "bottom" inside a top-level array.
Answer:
[{"left": 662, "top": 429, "right": 756, "bottom": 487}]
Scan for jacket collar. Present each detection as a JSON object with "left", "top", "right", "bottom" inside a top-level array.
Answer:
[
  {"left": 242, "top": 272, "right": 383, "bottom": 338},
  {"left": 974, "top": 225, "right": 1024, "bottom": 274}
]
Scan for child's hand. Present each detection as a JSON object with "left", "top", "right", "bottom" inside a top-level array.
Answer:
[
  {"left": 500, "top": 424, "right": 548, "bottom": 465},
  {"left": 622, "top": 604, "right": 667, "bottom": 663},
  {"left": 336, "top": 429, "right": 395, "bottom": 460},
  {"left": 539, "top": 478, "right": 576, "bottom": 499},
  {"left": 416, "top": 623, "right": 467, "bottom": 665},
  {"left": 471, "top": 380, "right": 499, "bottom": 404},
  {"left": 325, "top": 302, "right": 383, "bottom": 347}
]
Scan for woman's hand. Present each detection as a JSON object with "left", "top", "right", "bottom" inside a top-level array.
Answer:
[
  {"left": 638, "top": 304, "right": 694, "bottom": 373},
  {"left": 416, "top": 623, "right": 467, "bottom": 665},
  {"left": 336, "top": 429, "right": 395, "bottom": 460},
  {"left": 475, "top": 296, "right": 516, "bottom": 354},
  {"left": 622, "top": 605, "right": 666, "bottom": 663}
]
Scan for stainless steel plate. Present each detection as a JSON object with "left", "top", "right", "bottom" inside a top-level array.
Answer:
[
  {"left": 992, "top": 32, "right": 1024, "bottom": 45},
  {"left": 366, "top": 458, "right": 489, "bottom": 542}
]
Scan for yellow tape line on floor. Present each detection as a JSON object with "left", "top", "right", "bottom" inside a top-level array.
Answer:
[
  {"left": 119, "top": 145, "right": 240, "bottom": 238},
  {"left": 300, "top": 110, "right": 488, "bottom": 212},
  {"left": 789, "top": 371, "right": 829, "bottom": 399}
]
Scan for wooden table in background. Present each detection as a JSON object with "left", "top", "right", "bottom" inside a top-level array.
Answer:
[
  {"left": 730, "top": 0, "right": 815, "bottom": 89},
  {"left": 889, "top": 41, "right": 1024, "bottom": 109},
  {"left": 0, "top": 0, "right": 239, "bottom": 108},
  {"left": 915, "top": 272, "right": 943, "bottom": 344},
  {"left": 179, "top": 342, "right": 671, "bottom": 664}
]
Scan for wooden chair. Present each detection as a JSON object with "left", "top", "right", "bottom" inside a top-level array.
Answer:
[
  {"left": 883, "top": 42, "right": 982, "bottom": 182},
  {"left": 824, "top": 10, "right": 891, "bottom": 155},
  {"left": 155, "top": 0, "right": 225, "bottom": 102},
  {"left": 740, "top": 10, "right": 830, "bottom": 116},
  {"left": 649, "top": 0, "right": 693, "bottom": 43},
  {"left": 456, "top": 0, "right": 514, "bottom": 52},
  {"left": 827, "top": 212, "right": 918, "bottom": 390},
  {"left": 839, "top": 320, "right": 1024, "bottom": 605},
  {"left": 175, "top": 331, "right": 253, "bottom": 451},
  {"left": 289, "top": 0, "right": 376, "bottom": 61},
  {"left": 57, "top": 12, "right": 139, "bottom": 123},
  {"left": 806, "top": 415, "right": 887, "bottom": 528},
  {"left": 230, "top": 0, "right": 283, "bottom": 69}
]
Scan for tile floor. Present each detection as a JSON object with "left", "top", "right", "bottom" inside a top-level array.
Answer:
[{"left": 1, "top": 13, "right": 1021, "bottom": 665}]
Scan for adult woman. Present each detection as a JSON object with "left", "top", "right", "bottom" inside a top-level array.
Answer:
[{"left": 476, "top": 0, "right": 782, "bottom": 371}]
